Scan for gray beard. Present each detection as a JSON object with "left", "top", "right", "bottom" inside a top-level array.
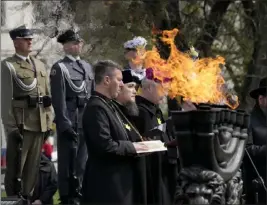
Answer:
[{"left": 124, "top": 101, "right": 139, "bottom": 116}]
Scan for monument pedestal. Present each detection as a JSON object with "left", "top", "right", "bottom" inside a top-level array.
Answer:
[{"left": 171, "top": 105, "right": 248, "bottom": 204}]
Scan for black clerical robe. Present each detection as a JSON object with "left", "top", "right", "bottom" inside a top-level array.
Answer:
[
  {"left": 132, "top": 96, "right": 177, "bottom": 205},
  {"left": 81, "top": 92, "right": 137, "bottom": 205},
  {"left": 112, "top": 100, "right": 147, "bottom": 205}
]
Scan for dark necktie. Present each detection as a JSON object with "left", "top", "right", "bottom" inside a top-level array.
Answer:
[
  {"left": 26, "top": 58, "right": 37, "bottom": 76},
  {"left": 76, "top": 60, "right": 85, "bottom": 75},
  {"left": 26, "top": 58, "right": 31, "bottom": 64}
]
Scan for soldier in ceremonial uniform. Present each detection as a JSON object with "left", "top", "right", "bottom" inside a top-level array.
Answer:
[
  {"left": 50, "top": 29, "right": 94, "bottom": 204},
  {"left": 1, "top": 25, "right": 53, "bottom": 204},
  {"left": 132, "top": 68, "right": 177, "bottom": 205},
  {"left": 112, "top": 69, "right": 147, "bottom": 205}
]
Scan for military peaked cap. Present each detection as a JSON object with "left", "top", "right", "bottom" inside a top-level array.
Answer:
[
  {"left": 9, "top": 25, "right": 34, "bottom": 40},
  {"left": 57, "top": 29, "right": 82, "bottom": 44}
]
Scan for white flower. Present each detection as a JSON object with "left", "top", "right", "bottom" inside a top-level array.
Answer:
[{"left": 124, "top": 36, "right": 147, "bottom": 49}]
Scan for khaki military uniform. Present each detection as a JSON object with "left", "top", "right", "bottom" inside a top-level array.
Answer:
[{"left": 1, "top": 54, "right": 53, "bottom": 197}]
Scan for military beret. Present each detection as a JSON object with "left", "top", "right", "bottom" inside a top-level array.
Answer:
[
  {"left": 122, "top": 70, "right": 141, "bottom": 85},
  {"left": 57, "top": 29, "right": 82, "bottom": 44},
  {"left": 9, "top": 25, "right": 34, "bottom": 40}
]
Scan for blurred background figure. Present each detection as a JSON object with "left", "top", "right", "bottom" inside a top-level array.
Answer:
[
  {"left": 123, "top": 36, "right": 147, "bottom": 83},
  {"left": 243, "top": 77, "right": 267, "bottom": 204},
  {"left": 42, "top": 137, "right": 54, "bottom": 161},
  {"left": 31, "top": 153, "right": 58, "bottom": 205}
]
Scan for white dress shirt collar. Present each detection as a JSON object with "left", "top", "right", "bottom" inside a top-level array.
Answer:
[
  {"left": 66, "top": 55, "right": 80, "bottom": 61},
  {"left": 16, "top": 53, "right": 30, "bottom": 61}
]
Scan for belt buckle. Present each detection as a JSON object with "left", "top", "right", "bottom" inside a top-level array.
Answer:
[{"left": 37, "top": 96, "right": 43, "bottom": 104}]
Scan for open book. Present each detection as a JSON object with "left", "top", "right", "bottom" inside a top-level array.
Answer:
[{"left": 133, "top": 140, "right": 167, "bottom": 154}]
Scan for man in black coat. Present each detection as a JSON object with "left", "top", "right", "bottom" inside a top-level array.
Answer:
[
  {"left": 112, "top": 69, "right": 147, "bottom": 205},
  {"left": 132, "top": 68, "right": 177, "bottom": 205},
  {"left": 81, "top": 60, "right": 148, "bottom": 205},
  {"left": 243, "top": 77, "right": 267, "bottom": 204}
]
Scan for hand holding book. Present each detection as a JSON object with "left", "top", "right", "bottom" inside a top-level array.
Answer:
[{"left": 133, "top": 140, "right": 167, "bottom": 154}]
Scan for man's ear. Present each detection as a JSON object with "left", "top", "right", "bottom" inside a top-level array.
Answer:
[
  {"left": 103, "top": 76, "right": 110, "bottom": 86},
  {"left": 147, "top": 84, "right": 153, "bottom": 92}
]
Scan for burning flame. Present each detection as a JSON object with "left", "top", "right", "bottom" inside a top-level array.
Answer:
[{"left": 139, "top": 28, "right": 239, "bottom": 109}]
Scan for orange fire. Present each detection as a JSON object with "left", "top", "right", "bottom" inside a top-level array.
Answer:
[{"left": 141, "top": 28, "right": 239, "bottom": 109}]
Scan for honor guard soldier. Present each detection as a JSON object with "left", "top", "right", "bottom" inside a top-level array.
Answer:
[
  {"left": 1, "top": 25, "right": 53, "bottom": 204},
  {"left": 50, "top": 29, "right": 94, "bottom": 204}
]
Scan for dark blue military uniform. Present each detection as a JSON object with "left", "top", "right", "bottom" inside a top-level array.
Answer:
[{"left": 50, "top": 30, "right": 94, "bottom": 203}]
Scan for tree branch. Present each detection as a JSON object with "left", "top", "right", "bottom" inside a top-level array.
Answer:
[{"left": 195, "top": 0, "right": 232, "bottom": 57}]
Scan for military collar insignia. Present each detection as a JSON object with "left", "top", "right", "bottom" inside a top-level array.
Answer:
[{"left": 157, "top": 118, "right": 162, "bottom": 125}]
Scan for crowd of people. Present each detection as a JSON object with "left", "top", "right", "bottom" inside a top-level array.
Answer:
[{"left": 1, "top": 25, "right": 266, "bottom": 205}]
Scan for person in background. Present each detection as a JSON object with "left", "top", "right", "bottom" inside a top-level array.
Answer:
[
  {"left": 31, "top": 153, "right": 57, "bottom": 205},
  {"left": 243, "top": 77, "right": 267, "bottom": 204},
  {"left": 42, "top": 137, "right": 53, "bottom": 161},
  {"left": 124, "top": 36, "right": 147, "bottom": 83}
]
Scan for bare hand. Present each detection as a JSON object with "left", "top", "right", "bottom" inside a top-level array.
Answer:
[
  {"left": 181, "top": 101, "right": 197, "bottom": 111},
  {"left": 142, "top": 137, "right": 152, "bottom": 141},
  {"left": 133, "top": 142, "right": 149, "bottom": 152},
  {"left": 32, "top": 199, "right": 42, "bottom": 205}
]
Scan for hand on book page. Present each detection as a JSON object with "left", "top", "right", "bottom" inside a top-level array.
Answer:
[
  {"left": 133, "top": 142, "right": 149, "bottom": 153},
  {"left": 133, "top": 140, "right": 167, "bottom": 153}
]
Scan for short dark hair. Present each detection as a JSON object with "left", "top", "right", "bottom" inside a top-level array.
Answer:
[{"left": 93, "top": 60, "right": 122, "bottom": 84}]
